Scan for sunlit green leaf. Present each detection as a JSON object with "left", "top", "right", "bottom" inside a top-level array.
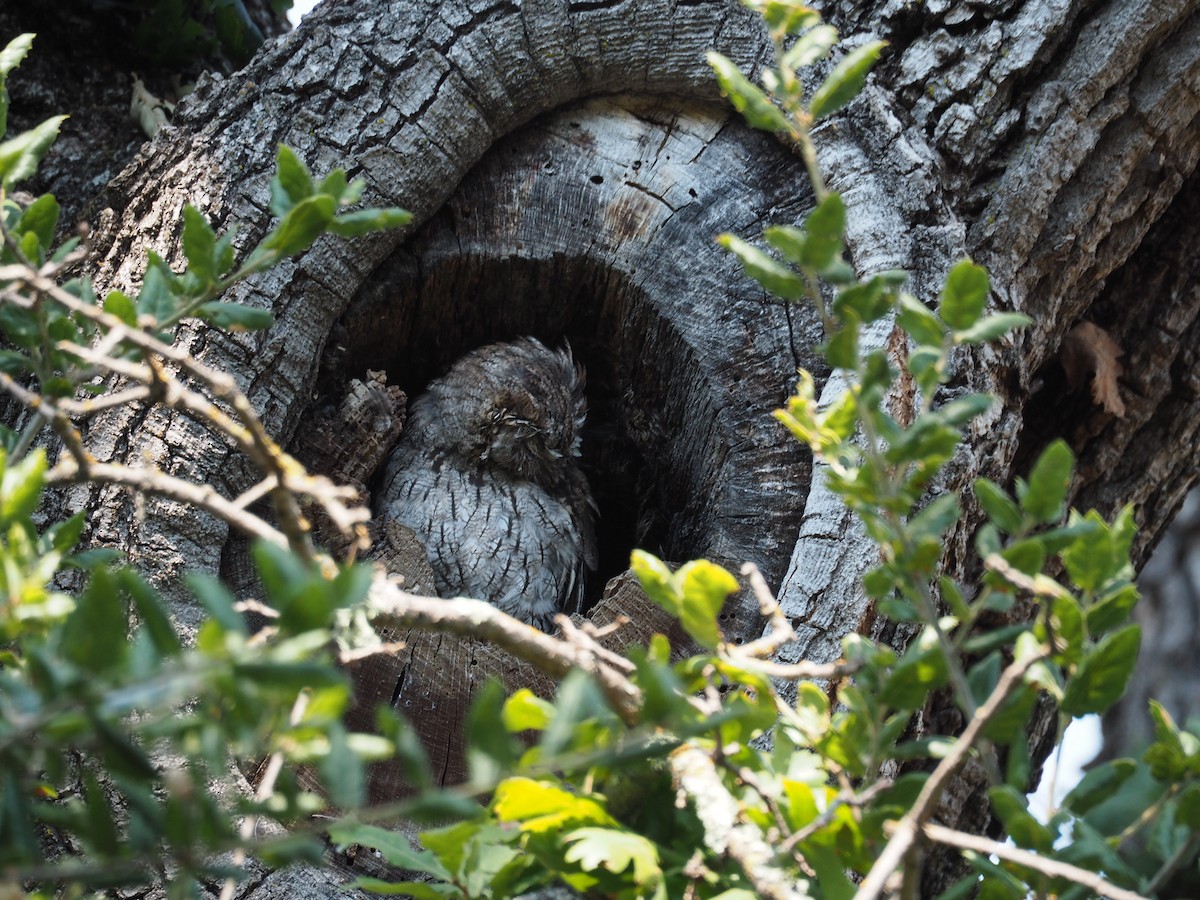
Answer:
[
  {"left": 502, "top": 688, "right": 554, "bottom": 733},
  {"left": 675, "top": 559, "right": 737, "bottom": 649},
  {"left": 563, "top": 827, "right": 662, "bottom": 886}
]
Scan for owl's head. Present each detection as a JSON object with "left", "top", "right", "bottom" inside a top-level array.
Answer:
[{"left": 424, "top": 338, "right": 586, "bottom": 480}]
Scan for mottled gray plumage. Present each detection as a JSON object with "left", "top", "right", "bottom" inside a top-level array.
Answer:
[{"left": 377, "top": 338, "right": 597, "bottom": 629}]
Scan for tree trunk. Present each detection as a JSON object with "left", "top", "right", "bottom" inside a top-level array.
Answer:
[{"left": 8, "top": 0, "right": 1200, "bottom": 895}]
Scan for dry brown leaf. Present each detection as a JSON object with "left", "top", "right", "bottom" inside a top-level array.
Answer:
[{"left": 1061, "top": 321, "right": 1126, "bottom": 418}]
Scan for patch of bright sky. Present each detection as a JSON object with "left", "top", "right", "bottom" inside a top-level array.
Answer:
[
  {"left": 1029, "top": 714, "right": 1101, "bottom": 823},
  {"left": 288, "top": 0, "right": 321, "bottom": 25}
]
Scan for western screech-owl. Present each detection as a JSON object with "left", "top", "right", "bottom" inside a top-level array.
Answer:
[{"left": 376, "top": 338, "right": 598, "bottom": 630}]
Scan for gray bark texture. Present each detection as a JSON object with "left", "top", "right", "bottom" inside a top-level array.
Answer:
[{"left": 7, "top": 0, "right": 1200, "bottom": 896}]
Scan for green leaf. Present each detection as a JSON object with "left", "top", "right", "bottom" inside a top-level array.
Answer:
[
  {"left": 974, "top": 479, "right": 1023, "bottom": 534},
  {"left": 186, "top": 572, "right": 246, "bottom": 635},
  {"left": 349, "top": 879, "right": 459, "bottom": 897},
  {"left": 630, "top": 550, "right": 679, "bottom": 615},
  {"left": 936, "top": 393, "right": 993, "bottom": 427},
  {"left": 809, "top": 40, "right": 887, "bottom": 120},
  {"left": 62, "top": 569, "right": 129, "bottom": 673},
  {"left": 799, "top": 193, "right": 846, "bottom": 271},
  {"left": 263, "top": 193, "right": 337, "bottom": 257},
  {"left": 676, "top": 559, "right": 738, "bottom": 649},
  {"left": 329, "top": 207, "right": 413, "bottom": 237},
  {"left": 1018, "top": 439, "right": 1074, "bottom": 524},
  {"left": 0, "top": 115, "right": 66, "bottom": 189},
  {"left": 717, "top": 233, "right": 806, "bottom": 300},
  {"left": 909, "top": 493, "right": 959, "bottom": 542},
  {"left": 232, "top": 662, "right": 344, "bottom": 690},
  {"left": 14, "top": 193, "right": 60, "bottom": 253},
  {"left": 1061, "top": 624, "right": 1141, "bottom": 716},
  {"left": 1177, "top": 782, "right": 1200, "bottom": 829},
  {"left": 937, "top": 260, "right": 990, "bottom": 330},
  {"left": 0, "top": 447, "right": 45, "bottom": 527},
  {"left": 317, "top": 167, "right": 348, "bottom": 198},
  {"left": 195, "top": 301, "right": 274, "bottom": 331},
  {"left": 834, "top": 273, "right": 901, "bottom": 324},
  {"left": 328, "top": 822, "right": 452, "bottom": 879},
  {"left": 756, "top": 1, "right": 821, "bottom": 34},
  {"left": 42, "top": 509, "right": 85, "bottom": 555},
  {"left": 563, "top": 827, "right": 662, "bottom": 886},
  {"left": 1061, "top": 510, "right": 1119, "bottom": 593},
  {"left": 1047, "top": 593, "right": 1085, "bottom": 664},
  {"left": 0, "top": 34, "right": 34, "bottom": 78},
  {"left": 136, "top": 255, "right": 177, "bottom": 323},
  {"left": 181, "top": 205, "right": 218, "bottom": 285},
  {"left": 502, "top": 688, "right": 554, "bottom": 732},
  {"left": 0, "top": 350, "right": 29, "bottom": 376},
  {"left": 954, "top": 312, "right": 1032, "bottom": 344},
  {"left": 988, "top": 785, "right": 1055, "bottom": 852},
  {"left": 81, "top": 771, "right": 121, "bottom": 856},
  {"left": 320, "top": 723, "right": 365, "bottom": 808},
  {"left": 1062, "top": 758, "right": 1137, "bottom": 816},
  {"left": 492, "top": 777, "right": 615, "bottom": 831},
  {"left": 466, "top": 679, "right": 519, "bottom": 783},
  {"left": 1085, "top": 583, "right": 1139, "bottom": 635},
  {"left": 897, "top": 292, "right": 946, "bottom": 348},
  {"left": 120, "top": 568, "right": 182, "bottom": 657},
  {"left": 270, "top": 145, "right": 315, "bottom": 216},
  {"left": 707, "top": 51, "right": 793, "bottom": 133},
  {"left": 881, "top": 624, "right": 950, "bottom": 709},
  {"left": 103, "top": 290, "right": 138, "bottom": 327}
]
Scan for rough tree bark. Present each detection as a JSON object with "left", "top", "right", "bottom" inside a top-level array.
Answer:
[{"left": 6, "top": 0, "right": 1200, "bottom": 896}]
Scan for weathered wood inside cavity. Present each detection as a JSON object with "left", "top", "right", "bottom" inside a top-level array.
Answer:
[{"left": 314, "top": 95, "right": 823, "bottom": 794}]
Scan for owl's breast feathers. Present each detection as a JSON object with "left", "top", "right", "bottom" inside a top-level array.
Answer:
[{"left": 377, "top": 339, "right": 597, "bottom": 630}]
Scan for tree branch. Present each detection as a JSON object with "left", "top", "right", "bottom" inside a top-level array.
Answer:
[{"left": 918, "top": 821, "right": 1150, "bottom": 900}]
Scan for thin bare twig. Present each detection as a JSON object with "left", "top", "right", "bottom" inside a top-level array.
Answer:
[
  {"left": 46, "top": 459, "right": 288, "bottom": 547},
  {"left": 367, "top": 580, "right": 643, "bottom": 723},
  {"left": 7, "top": 266, "right": 320, "bottom": 560},
  {"left": 338, "top": 641, "right": 408, "bottom": 665},
  {"left": 736, "top": 562, "right": 795, "bottom": 659},
  {"left": 670, "top": 744, "right": 809, "bottom": 900},
  {"left": 556, "top": 614, "right": 636, "bottom": 673},
  {"left": 918, "top": 821, "right": 1150, "bottom": 900}
]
